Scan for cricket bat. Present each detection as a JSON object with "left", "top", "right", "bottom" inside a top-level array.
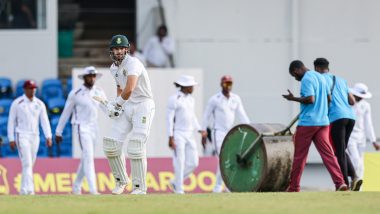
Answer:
[{"left": 92, "top": 96, "right": 109, "bottom": 107}]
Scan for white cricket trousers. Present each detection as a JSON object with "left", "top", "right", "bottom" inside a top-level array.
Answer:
[
  {"left": 109, "top": 99, "right": 155, "bottom": 192},
  {"left": 212, "top": 130, "right": 227, "bottom": 192},
  {"left": 347, "top": 139, "right": 366, "bottom": 179},
  {"left": 172, "top": 130, "right": 199, "bottom": 193},
  {"left": 16, "top": 133, "right": 39, "bottom": 195},
  {"left": 72, "top": 124, "right": 97, "bottom": 194}
]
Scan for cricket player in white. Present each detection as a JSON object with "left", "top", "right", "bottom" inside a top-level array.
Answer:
[
  {"left": 55, "top": 66, "right": 106, "bottom": 195},
  {"left": 105, "top": 35, "right": 155, "bottom": 195},
  {"left": 347, "top": 83, "right": 380, "bottom": 181},
  {"left": 7, "top": 80, "right": 52, "bottom": 195},
  {"left": 167, "top": 75, "right": 204, "bottom": 194},
  {"left": 201, "top": 75, "right": 250, "bottom": 193}
]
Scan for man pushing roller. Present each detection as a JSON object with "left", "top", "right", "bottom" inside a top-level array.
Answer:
[{"left": 282, "top": 60, "right": 347, "bottom": 192}]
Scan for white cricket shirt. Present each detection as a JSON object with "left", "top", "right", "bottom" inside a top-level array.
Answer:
[
  {"left": 110, "top": 56, "right": 153, "bottom": 103},
  {"left": 55, "top": 85, "right": 106, "bottom": 135},
  {"left": 167, "top": 91, "right": 201, "bottom": 136},
  {"left": 350, "top": 100, "right": 376, "bottom": 143},
  {"left": 202, "top": 92, "right": 250, "bottom": 132},
  {"left": 7, "top": 95, "right": 52, "bottom": 141},
  {"left": 143, "top": 36, "right": 175, "bottom": 67}
]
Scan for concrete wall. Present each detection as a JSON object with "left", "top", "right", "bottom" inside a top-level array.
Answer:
[
  {"left": 137, "top": 0, "right": 380, "bottom": 163},
  {"left": 0, "top": 0, "right": 58, "bottom": 85}
]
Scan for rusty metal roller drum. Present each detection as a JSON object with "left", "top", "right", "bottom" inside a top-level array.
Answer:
[{"left": 219, "top": 123, "right": 294, "bottom": 192}]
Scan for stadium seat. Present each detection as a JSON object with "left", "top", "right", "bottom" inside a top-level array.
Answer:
[
  {"left": 0, "top": 77, "right": 13, "bottom": 99},
  {"left": 42, "top": 79, "right": 62, "bottom": 88},
  {"left": 15, "top": 79, "right": 27, "bottom": 97},
  {"left": 47, "top": 97, "right": 66, "bottom": 116},
  {"left": 3, "top": 143, "right": 18, "bottom": 157},
  {"left": 0, "top": 99, "right": 12, "bottom": 117},
  {"left": 0, "top": 116, "right": 7, "bottom": 132},
  {"left": 65, "top": 78, "right": 72, "bottom": 98},
  {"left": 41, "top": 79, "right": 64, "bottom": 102},
  {"left": 37, "top": 142, "right": 49, "bottom": 157},
  {"left": 57, "top": 139, "right": 72, "bottom": 157},
  {"left": 0, "top": 140, "right": 3, "bottom": 158},
  {"left": 50, "top": 116, "right": 72, "bottom": 157},
  {"left": 1, "top": 116, "right": 18, "bottom": 158},
  {"left": 0, "top": 117, "right": 7, "bottom": 158},
  {"left": 15, "top": 79, "right": 39, "bottom": 98}
]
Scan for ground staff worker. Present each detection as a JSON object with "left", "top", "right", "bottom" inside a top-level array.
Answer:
[
  {"left": 282, "top": 60, "right": 347, "bottom": 192},
  {"left": 8, "top": 80, "right": 52, "bottom": 195},
  {"left": 314, "top": 58, "right": 361, "bottom": 191}
]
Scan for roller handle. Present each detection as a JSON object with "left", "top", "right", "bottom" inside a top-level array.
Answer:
[
  {"left": 274, "top": 113, "right": 300, "bottom": 136},
  {"left": 237, "top": 113, "right": 300, "bottom": 165}
]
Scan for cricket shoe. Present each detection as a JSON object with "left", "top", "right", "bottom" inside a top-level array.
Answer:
[
  {"left": 130, "top": 189, "right": 146, "bottom": 195},
  {"left": 169, "top": 180, "right": 184, "bottom": 194},
  {"left": 112, "top": 181, "right": 127, "bottom": 195},
  {"left": 213, "top": 185, "right": 223, "bottom": 193},
  {"left": 71, "top": 188, "right": 81, "bottom": 195}
]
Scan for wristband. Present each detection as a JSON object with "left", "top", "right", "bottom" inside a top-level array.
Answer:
[{"left": 116, "top": 96, "right": 126, "bottom": 106}]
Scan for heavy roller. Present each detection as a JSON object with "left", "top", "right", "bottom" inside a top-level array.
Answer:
[{"left": 220, "top": 115, "right": 300, "bottom": 192}]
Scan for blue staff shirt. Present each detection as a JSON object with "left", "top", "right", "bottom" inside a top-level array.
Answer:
[
  {"left": 299, "top": 70, "right": 330, "bottom": 126},
  {"left": 322, "top": 73, "right": 355, "bottom": 123}
]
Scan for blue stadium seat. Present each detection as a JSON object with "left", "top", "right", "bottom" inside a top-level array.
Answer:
[
  {"left": 50, "top": 116, "right": 72, "bottom": 157},
  {"left": 57, "top": 139, "right": 72, "bottom": 157},
  {"left": 50, "top": 115, "right": 72, "bottom": 137},
  {"left": 14, "top": 79, "right": 39, "bottom": 98},
  {"left": 65, "top": 78, "right": 72, "bottom": 98},
  {"left": 15, "top": 79, "right": 27, "bottom": 97},
  {"left": 0, "top": 116, "right": 7, "bottom": 134},
  {"left": 0, "top": 77, "right": 13, "bottom": 99},
  {"left": 0, "top": 117, "right": 14, "bottom": 157},
  {"left": 0, "top": 140, "right": 3, "bottom": 158},
  {"left": 37, "top": 126, "right": 52, "bottom": 157},
  {"left": 41, "top": 79, "right": 64, "bottom": 102},
  {"left": 41, "top": 87, "right": 64, "bottom": 103},
  {"left": 37, "top": 142, "right": 49, "bottom": 157},
  {"left": 1, "top": 117, "right": 18, "bottom": 157},
  {"left": 0, "top": 116, "right": 7, "bottom": 158},
  {"left": 0, "top": 99, "right": 12, "bottom": 118},
  {"left": 42, "top": 79, "right": 62, "bottom": 89},
  {"left": 47, "top": 97, "right": 66, "bottom": 116},
  {"left": 3, "top": 144, "right": 18, "bottom": 157}
]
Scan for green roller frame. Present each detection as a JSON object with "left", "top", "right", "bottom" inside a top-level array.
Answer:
[{"left": 220, "top": 123, "right": 295, "bottom": 192}]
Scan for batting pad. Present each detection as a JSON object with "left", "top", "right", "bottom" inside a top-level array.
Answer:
[
  {"left": 131, "top": 158, "right": 147, "bottom": 192},
  {"left": 127, "top": 140, "right": 146, "bottom": 159},
  {"left": 103, "top": 137, "right": 129, "bottom": 184}
]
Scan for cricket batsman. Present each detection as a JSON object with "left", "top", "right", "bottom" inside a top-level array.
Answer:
[{"left": 103, "top": 35, "right": 155, "bottom": 195}]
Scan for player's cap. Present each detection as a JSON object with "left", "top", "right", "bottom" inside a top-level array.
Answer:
[
  {"left": 221, "top": 75, "right": 233, "bottom": 83},
  {"left": 174, "top": 75, "right": 198, "bottom": 87},
  {"left": 349, "top": 83, "right": 372, "bottom": 99},
  {"left": 23, "top": 80, "right": 38, "bottom": 89},
  {"left": 78, "top": 66, "right": 103, "bottom": 80}
]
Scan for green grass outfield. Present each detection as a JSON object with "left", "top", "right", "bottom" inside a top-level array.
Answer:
[{"left": 0, "top": 192, "right": 379, "bottom": 214}]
